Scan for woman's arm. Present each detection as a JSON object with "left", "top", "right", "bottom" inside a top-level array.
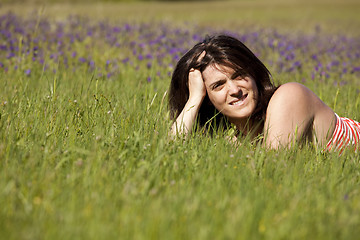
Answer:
[
  {"left": 170, "top": 69, "right": 206, "bottom": 135},
  {"left": 264, "top": 82, "right": 336, "bottom": 149}
]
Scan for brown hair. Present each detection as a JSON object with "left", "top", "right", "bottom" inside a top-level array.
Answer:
[{"left": 169, "top": 35, "right": 278, "bottom": 130}]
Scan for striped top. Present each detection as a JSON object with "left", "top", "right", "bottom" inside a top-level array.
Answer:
[{"left": 325, "top": 114, "right": 360, "bottom": 154}]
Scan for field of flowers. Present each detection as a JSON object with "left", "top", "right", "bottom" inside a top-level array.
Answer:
[
  {"left": 1, "top": 3, "right": 360, "bottom": 239},
  {"left": 1, "top": 10, "right": 360, "bottom": 84}
]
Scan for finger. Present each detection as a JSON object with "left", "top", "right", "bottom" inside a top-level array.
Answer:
[{"left": 198, "top": 51, "right": 206, "bottom": 62}]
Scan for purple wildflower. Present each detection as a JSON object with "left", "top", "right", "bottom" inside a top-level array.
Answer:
[
  {"left": 147, "top": 62, "right": 152, "bottom": 69},
  {"left": 352, "top": 66, "right": 360, "bottom": 73},
  {"left": 0, "top": 12, "right": 358, "bottom": 86}
]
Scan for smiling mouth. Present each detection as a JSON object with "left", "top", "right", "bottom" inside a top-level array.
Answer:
[{"left": 230, "top": 94, "right": 248, "bottom": 105}]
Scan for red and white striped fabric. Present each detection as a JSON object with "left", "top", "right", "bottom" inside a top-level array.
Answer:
[{"left": 325, "top": 114, "right": 360, "bottom": 154}]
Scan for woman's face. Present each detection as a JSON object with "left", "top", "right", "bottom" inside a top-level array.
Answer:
[{"left": 202, "top": 64, "right": 259, "bottom": 123}]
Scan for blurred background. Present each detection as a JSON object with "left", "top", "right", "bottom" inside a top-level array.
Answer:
[
  {"left": 1, "top": 0, "right": 360, "bottom": 34},
  {"left": 0, "top": 0, "right": 360, "bottom": 34}
]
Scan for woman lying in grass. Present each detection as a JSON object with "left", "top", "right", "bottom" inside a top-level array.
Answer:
[{"left": 168, "top": 35, "right": 359, "bottom": 153}]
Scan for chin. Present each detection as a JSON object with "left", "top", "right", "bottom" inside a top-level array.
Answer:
[{"left": 224, "top": 108, "right": 255, "bottom": 120}]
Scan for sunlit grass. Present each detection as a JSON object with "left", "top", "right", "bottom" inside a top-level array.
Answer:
[{"left": 0, "top": 2, "right": 360, "bottom": 239}]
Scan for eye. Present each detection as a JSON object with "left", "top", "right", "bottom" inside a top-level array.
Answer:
[
  {"left": 233, "top": 74, "right": 246, "bottom": 82},
  {"left": 231, "top": 70, "right": 247, "bottom": 80},
  {"left": 212, "top": 83, "right": 221, "bottom": 90},
  {"left": 211, "top": 80, "right": 225, "bottom": 90}
]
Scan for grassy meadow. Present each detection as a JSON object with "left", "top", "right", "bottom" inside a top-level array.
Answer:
[{"left": 1, "top": 1, "right": 360, "bottom": 239}]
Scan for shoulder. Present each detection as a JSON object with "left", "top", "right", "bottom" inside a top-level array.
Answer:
[
  {"left": 264, "top": 82, "right": 319, "bottom": 148},
  {"left": 271, "top": 82, "right": 313, "bottom": 102},
  {"left": 267, "top": 82, "right": 315, "bottom": 113}
]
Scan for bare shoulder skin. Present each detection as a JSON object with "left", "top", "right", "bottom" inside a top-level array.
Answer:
[{"left": 264, "top": 82, "right": 337, "bottom": 149}]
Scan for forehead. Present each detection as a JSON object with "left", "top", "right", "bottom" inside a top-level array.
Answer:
[{"left": 202, "top": 64, "right": 235, "bottom": 82}]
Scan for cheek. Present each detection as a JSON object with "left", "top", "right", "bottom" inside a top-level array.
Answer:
[
  {"left": 253, "top": 87, "right": 259, "bottom": 100},
  {"left": 205, "top": 88, "right": 218, "bottom": 102},
  {"left": 250, "top": 82, "right": 259, "bottom": 99},
  {"left": 206, "top": 92, "right": 225, "bottom": 110},
  {"left": 205, "top": 86, "right": 214, "bottom": 100}
]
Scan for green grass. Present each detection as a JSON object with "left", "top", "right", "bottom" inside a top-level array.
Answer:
[{"left": 1, "top": 1, "right": 360, "bottom": 239}]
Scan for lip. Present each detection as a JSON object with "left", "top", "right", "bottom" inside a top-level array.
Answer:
[{"left": 229, "top": 93, "right": 248, "bottom": 106}]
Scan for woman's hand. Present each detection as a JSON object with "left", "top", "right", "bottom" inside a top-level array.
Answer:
[
  {"left": 170, "top": 68, "right": 206, "bottom": 136},
  {"left": 188, "top": 50, "right": 207, "bottom": 100},
  {"left": 188, "top": 68, "right": 206, "bottom": 101},
  {"left": 170, "top": 51, "right": 207, "bottom": 136}
]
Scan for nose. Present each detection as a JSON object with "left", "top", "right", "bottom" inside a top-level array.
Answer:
[{"left": 227, "top": 81, "right": 241, "bottom": 97}]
